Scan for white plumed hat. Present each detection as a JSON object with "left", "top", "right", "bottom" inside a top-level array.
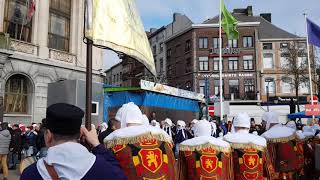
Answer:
[{"left": 233, "top": 112, "right": 251, "bottom": 129}]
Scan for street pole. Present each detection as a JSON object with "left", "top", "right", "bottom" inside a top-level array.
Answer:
[
  {"left": 266, "top": 83, "right": 270, "bottom": 112},
  {"left": 85, "top": 39, "right": 93, "bottom": 130},
  {"left": 219, "top": 0, "right": 224, "bottom": 121},
  {"left": 304, "top": 13, "right": 315, "bottom": 124},
  {"left": 205, "top": 77, "right": 210, "bottom": 120}
]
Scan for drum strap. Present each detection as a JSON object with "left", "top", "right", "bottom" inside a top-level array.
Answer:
[{"left": 44, "top": 161, "right": 60, "bottom": 180}]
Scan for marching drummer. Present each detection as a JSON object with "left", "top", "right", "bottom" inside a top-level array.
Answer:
[
  {"left": 224, "top": 113, "right": 275, "bottom": 180},
  {"left": 104, "top": 102, "right": 176, "bottom": 179}
]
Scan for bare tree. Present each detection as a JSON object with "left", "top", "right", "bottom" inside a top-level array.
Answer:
[{"left": 281, "top": 41, "right": 311, "bottom": 112}]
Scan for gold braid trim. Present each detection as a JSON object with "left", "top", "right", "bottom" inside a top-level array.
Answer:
[
  {"left": 229, "top": 143, "right": 266, "bottom": 152},
  {"left": 179, "top": 143, "right": 231, "bottom": 153},
  {"left": 265, "top": 134, "right": 296, "bottom": 143},
  {"left": 105, "top": 132, "right": 173, "bottom": 149}
]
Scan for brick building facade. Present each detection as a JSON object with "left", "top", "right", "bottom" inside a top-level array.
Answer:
[{"left": 166, "top": 6, "right": 316, "bottom": 103}]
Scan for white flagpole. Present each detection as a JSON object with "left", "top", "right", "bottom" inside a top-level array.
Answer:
[
  {"left": 304, "top": 13, "right": 315, "bottom": 123},
  {"left": 219, "top": 0, "right": 224, "bottom": 121}
]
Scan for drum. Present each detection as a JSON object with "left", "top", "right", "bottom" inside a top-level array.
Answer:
[{"left": 20, "top": 156, "right": 37, "bottom": 174}]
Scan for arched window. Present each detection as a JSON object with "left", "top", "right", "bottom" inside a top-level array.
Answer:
[
  {"left": 4, "top": 0, "right": 33, "bottom": 42},
  {"left": 4, "top": 74, "right": 32, "bottom": 114}
]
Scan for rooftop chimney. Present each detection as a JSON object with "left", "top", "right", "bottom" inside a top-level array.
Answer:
[
  {"left": 173, "top": 13, "right": 182, "bottom": 21},
  {"left": 233, "top": 6, "right": 253, "bottom": 16},
  {"left": 260, "top": 13, "right": 272, "bottom": 23}
]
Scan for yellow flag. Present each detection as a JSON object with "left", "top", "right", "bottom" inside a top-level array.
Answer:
[{"left": 85, "top": 0, "right": 156, "bottom": 76}]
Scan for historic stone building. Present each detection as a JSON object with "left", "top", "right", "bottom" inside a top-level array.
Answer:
[{"left": 0, "top": 0, "right": 104, "bottom": 124}]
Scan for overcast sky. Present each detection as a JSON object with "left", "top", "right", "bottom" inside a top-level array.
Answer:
[{"left": 103, "top": 0, "right": 320, "bottom": 70}]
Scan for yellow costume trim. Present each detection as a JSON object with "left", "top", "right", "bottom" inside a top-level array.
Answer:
[
  {"left": 265, "top": 134, "right": 296, "bottom": 143},
  {"left": 229, "top": 143, "right": 266, "bottom": 152},
  {"left": 133, "top": 156, "right": 140, "bottom": 166},
  {"left": 179, "top": 143, "right": 231, "bottom": 153},
  {"left": 105, "top": 132, "right": 173, "bottom": 149},
  {"left": 196, "top": 161, "right": 200, "bottom": 168}
]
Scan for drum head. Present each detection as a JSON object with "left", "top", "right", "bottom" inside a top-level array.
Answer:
[{"left": 20, "top": 156, "right": 36, "bottom": 174}]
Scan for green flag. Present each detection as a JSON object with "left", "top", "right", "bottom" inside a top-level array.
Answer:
[{"left": 221, "top": 0, "right": 239, "bottom": 40}]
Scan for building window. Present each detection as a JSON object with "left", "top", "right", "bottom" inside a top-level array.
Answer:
[
  {"left": 263, "top": 53, "right": 273, "bottom": 69},
  {"left": 199, "top": 57, "right": 209, "bottom": 71},
  {"left": 214, "top": 79, "right": 224, "bottom": 95},
  {"left": 280, "top": 53, "right": 289, "bottom": 67},
  {"left": 185, "top": 40, "right": 191, "bottom": 52},
  {"left": 4, "top": 74, "right": 32, "bottom": 114},
  {"left": 168, "top": 65, "right": 174, "bottom": 76},
  {"left": 281, "top": 77, "right": 292, "bottom": 94},
  {"left": 159, "top": 58, "right": 163, "bottom": 73},
  {"left": 264, "top": 78, "right": 275, "bottom": 94},
  {"left": 228, "top": 39, "right": 238, "bottom": 48},
  {"left": 185, "top": 58, "right": 192, "bottom": 73},
  {"left": 280, "top": 43, "right": 288, "bottom": 49},
  {"left": 298, "top": 42, "right": 306, "bottom": 49},
  {"left": 152, "top": 45, "right": 157, "bottom": 54},
  {"left": 4, "top": 0, "right": 33, "bottom": 42},
  {"left": 48, "top": 0, "right": 71, "bottom": 52},
  {"left": 228, "top": 57, "right": 238, "bottom": 70},
  {"left": 229, "top": 80, "right": 239, "bottom": 98},
  {"left": 199, "top": 37, "right": 208, "bottom": 49},
  {"left": 263, "top": 43, "right": 272, "bottom": 50},
  {"left": 213, "top": 37, "right": 221, "bottom": 49},
  {"left": 199, "top": 80, "right": 205, "bottom": 94},
  {"left": 243, "top": 36, "right": 253, "bottom": 48},
  {"left": 167, "top": 49, "right": 171, "bottom": 58},
  {"left": 213, "top": 57, "right": 222, "bottom": 71},
  {"left": 297, "top": 56, "right": 307, "bottom": 67},
  {"left": 160, "top": 43, "right": 164, "bottom": 53},
  {"left": 244, "top": 79, "right": 254, "bottom": 93},
  {"left": 243, "top": 55, "right": 253, "bottom": 70}
]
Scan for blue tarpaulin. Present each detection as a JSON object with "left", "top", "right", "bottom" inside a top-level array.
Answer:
[
  {"left": 104, "top": 91, "right": 200, "bottom": 122},
  {"left": 287, "top": 111, "right": 320, "bottom": 119}
]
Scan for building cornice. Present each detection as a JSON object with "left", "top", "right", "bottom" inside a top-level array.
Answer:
[
  {"left": 8, "top": 53, "right": 102, "bottom": 76},
  {"left": 192, "top": 22, "right": 261, "bottom": 28},
  {"left": 259, "top": 37, "right": 306, "bottom": 41}
]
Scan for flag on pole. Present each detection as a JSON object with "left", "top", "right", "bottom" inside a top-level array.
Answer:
[
  {"left": 221, "top": 0, "right": 239, "bottom": 40},
  {"left": 85, "top": 0, "right": 156, "bottom": 76},
  {"left": 307, "top": 18, "right": 320, "bottom": 48}
]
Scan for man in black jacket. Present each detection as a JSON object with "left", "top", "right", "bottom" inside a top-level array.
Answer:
[{"left": 8, "top": 124, "right": 21, "bottom": 170}]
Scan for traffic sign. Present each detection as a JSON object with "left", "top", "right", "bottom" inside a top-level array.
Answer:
[
  {"left": 208, "top": 106, "right": 214, "bottom": 117},
  {"left": 307, "top": 95, "right": 318, "bottom": 105},
  {"left": 305, "top": 104, "right": 320, "bottom": 116}
]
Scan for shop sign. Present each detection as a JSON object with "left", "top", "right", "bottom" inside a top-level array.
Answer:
[{"left": 200, "top": 73, "right": 254, "bottom": 78}]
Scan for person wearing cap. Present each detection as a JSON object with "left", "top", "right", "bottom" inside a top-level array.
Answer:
[
  {"left": 261, "top": 112, "right": 300, "bottom": 179},
  {"left": 20, "top": 103, "right": 126, "bottom": 180},
  {"left": 224, "top": 113, "right": 275, "bottom": 180},
  {"left": 163, "top": 118, "right": 174, "bottom": 139},
  {"left": 174, "top": 120, "right": 189, "bottom": 158},
  {"left": 104, "top": 102, "right": 176, "bottom": 179},
  {"left": 177, "top": 120, "right": 233, "bottom": 180}
]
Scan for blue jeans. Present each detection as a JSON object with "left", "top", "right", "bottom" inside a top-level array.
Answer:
[{"left": 8, "top": 152, "right": 18, "bottom": 169}]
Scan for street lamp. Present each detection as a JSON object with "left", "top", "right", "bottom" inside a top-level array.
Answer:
[{"left": 265, "top": 77, "right": 274, "bottom": 112}]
